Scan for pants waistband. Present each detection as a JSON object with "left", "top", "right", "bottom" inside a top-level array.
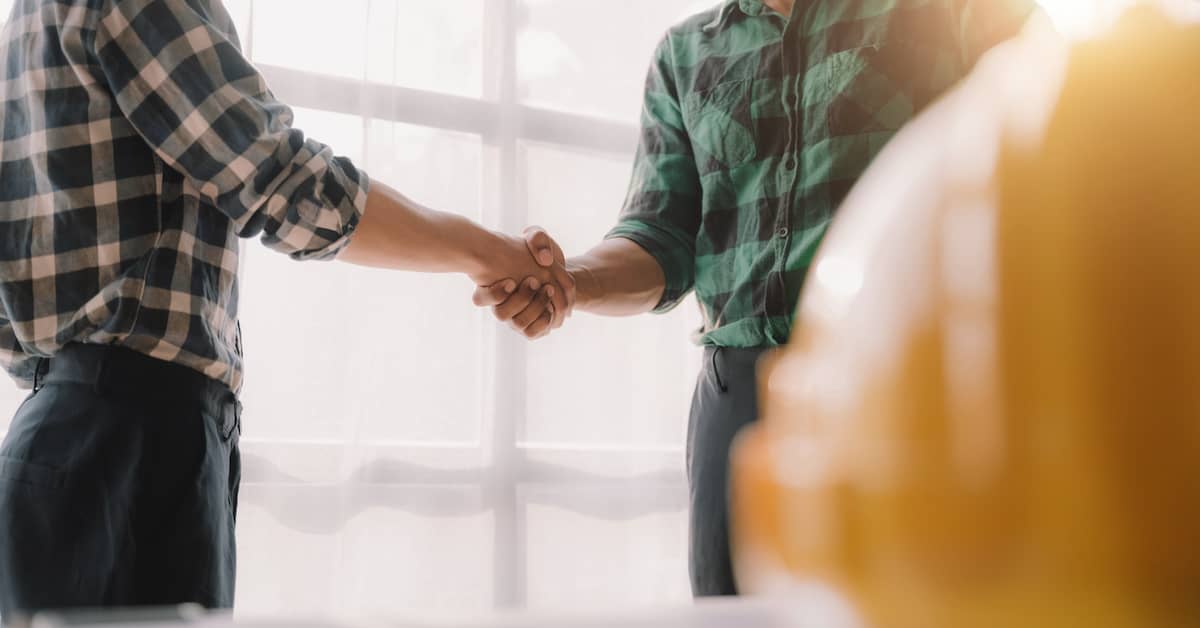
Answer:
[
  {"left": 702, "top": 346, "right": 774, "bottom": 370},
  {"left": 702, "top": 346, "right": 773, "bottom": 358},
  {"left": 701, "top": 346, "right": 775, "bottom": 394},
  {"left": 36, "top": 344, "right": 240, "bottom": 434}
]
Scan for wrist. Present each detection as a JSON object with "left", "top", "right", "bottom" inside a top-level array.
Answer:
[
  {"left": 567, "top": 258, "right": 601, "bottom": 311},
  {"left": 456, "top": 221, "right": 504, "bottom": 280}
]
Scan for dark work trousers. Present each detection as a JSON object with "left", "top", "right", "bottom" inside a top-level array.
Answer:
[
  {"left": 0, "top": 344, "right": 241, "bottom": 622},
  {"left": 687, "top": 346, "right": 769, "bottom": 597}
]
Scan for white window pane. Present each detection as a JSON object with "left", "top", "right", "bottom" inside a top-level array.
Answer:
[
  {"left": 0, "top": 0, "right": 15, "bottom": 23},
  {"left": 517, "top": 0, "right": 712, "bottom": 122},
  {"left": 522, "top": 312, "right": 699, "bottom": 447},
  {"left": 325, "top": 265, "right": 486, "bottom": 445},
  {"left": 239, "top": 257, "right": 376, "bottom": 441},
  {"left": 364, "top": 0, "right": 485, "bottom": 98},
  {"left": 340, "top": 488, "right": 494, "bottom": 614},
  {"left": 291, "top": 107, "right": 365, "bottom": 163},
  {"left": 520, "top": 142, "right": 702, "bottom": 447},
  {"left": 222, "top": 0, "right": 252, "bottom": 43},
  {"left": 235, "top": 492, "right": 346, "bottom": 615},
  {"left": 357, "top": 122, "right": 485, "bottom": 443},
  {"left": 251, "top": 0, "right": 483, "bottom": 97},
  {"left": 522, "top": 485, "right": 690, "bottom": 611},
  {"left": 252, "top": 0, "right": 370, "bottom": 81},
  {"left": 520, "top": 141, "right": 629, "bottom": 254},
  {"left": 236, "top": 485, "right": 493, "bottom": 616},
  {"left": 0, "top": 384, "right": 22, "bottom": 436},
  {"left": 364, "top": 121, "right": 482, "bottom": 215},
  {"left": 239, "top": 108, "right": 486, "bottom": 444}
]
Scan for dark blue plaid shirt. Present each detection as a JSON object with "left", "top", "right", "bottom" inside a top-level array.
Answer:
[{"left": 0, "top": 0, "right": 369, "bottom": 391}]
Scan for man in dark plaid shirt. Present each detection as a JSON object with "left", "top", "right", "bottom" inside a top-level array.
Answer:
[
  {"left": 0, "top": 0, "right": 572, "bottom": 617},
  {"left": 480, "top": 0, "right": 1043, "bottom": 596}
]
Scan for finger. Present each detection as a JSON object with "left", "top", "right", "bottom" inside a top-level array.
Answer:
[
  {"left": 493, "top": 277, "right": 541, "bottom": 322},
  {"left": 546, "top": 266, "right": 575, "bottom": 328},
  {"left": 523, "top": 308, "right": 555, "bottom": 340},
  {"left": 543, "top": 282, "right": 566, "bottom": 329},
  {"left": 472, "top": 279, "right": 518, "bottom": 307},
  {"left": 512, "top": 287, "right": 553, "bottom": 330},
  {"left": 523, "top": 226, "right": 556, "bottom": 267}
]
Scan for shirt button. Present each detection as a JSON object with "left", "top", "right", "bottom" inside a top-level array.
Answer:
[
  {"left": 777, "top": 228, "right": 789, "bottom": 239},
  {"left": 784, "top": 158, "right": 797, "bottom": 170}
]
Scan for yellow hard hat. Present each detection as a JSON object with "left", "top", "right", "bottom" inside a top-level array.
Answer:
[{"left": 732, "top": 8, "right": 1200, "bottom": 627}]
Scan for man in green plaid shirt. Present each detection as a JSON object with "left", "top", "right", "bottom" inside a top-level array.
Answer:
[{"left": 478, "top": 0, "right": 1042, "bottom": 596}]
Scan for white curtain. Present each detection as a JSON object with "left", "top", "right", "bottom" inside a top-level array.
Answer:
[
  {"left": 0, "top": 0, "right": 1193, "bottom": 621},
  {"left": 221, "top": 0, "right": 712, "bottom": 618}
]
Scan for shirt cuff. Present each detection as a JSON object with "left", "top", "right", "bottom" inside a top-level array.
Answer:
[
  {"left": 290, "top": 158, "right": 370, "bottom": 262},
  {"left": 606, "top": 221, "right": 695, "bottom": 313}
]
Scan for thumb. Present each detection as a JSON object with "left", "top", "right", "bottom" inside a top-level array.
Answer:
[{"left": 524, "top": 226, "right": 555, "bottom": 267}]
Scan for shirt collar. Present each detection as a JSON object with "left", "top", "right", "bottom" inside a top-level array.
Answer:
[
  {"left": 704, "top": 0, "right": 779, "bottom": 34},
  {"left": 738, "top": 0, "right": 768, "bottom": 16}
]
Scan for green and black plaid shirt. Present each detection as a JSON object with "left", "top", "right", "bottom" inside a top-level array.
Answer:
[{"left": 608, "top": 0, "right": 1035, "bottom": 347}]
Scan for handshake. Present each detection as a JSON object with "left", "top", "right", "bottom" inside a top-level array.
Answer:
[{"left": 468, "top": 226, "right": 577, "bottom": 340}]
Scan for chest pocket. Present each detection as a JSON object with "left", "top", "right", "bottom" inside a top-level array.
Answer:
[
  {"left": 683, "top": 78, "right": 758, "bottom": 171},
  {"left": 809, "top": 44, "right": 912, "bottom": 138},
  {"left": 809, "top": 38, "right": 960, "bottom": 138}
]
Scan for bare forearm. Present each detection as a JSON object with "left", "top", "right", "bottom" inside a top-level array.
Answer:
[
  {"left": 339, "top": 182, "right": 493, "bottom": 276},
  {"left": 569, "top": 238, "right": 667, "bottom": 317}
]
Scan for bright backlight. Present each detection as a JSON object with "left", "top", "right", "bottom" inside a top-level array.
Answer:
[
  {"left": 1036, "top": 0, "right": 1125, "bottom": 36},
  {"left": 1036, "top": 0, "right": 1200, "bottom": 36}
]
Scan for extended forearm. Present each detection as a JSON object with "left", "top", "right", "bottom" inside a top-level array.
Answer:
[
  {"left": 339, "top": 182, "right": 494, "bottom": 276},
  {"left": 570, "top": 238, "right": 667, "bottom": 317}
]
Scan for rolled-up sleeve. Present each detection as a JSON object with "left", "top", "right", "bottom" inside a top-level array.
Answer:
[
  {"left": 94, "top": 0, "right": 367, "bottom": 261},
  {"left": 606, "top": 35, "right": 701, "bottom": 314}
]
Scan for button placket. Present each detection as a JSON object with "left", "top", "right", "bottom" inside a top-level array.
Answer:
[{"left": 775, "top": 9, "right": 808, "bottom": 315}]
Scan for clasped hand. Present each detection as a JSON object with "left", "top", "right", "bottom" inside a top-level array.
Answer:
[{"left": 470, "top": 227, "right": 574, "bottom": 340}]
